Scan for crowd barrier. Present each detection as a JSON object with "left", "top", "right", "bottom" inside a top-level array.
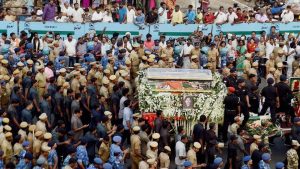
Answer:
[{"left": 1, "top": 21, "right": 300, "bottom": 40}]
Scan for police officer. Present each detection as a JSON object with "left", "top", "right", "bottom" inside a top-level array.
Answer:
[
  {"left": 223, "top": 87, "right": 240, "bottom": 142},
  {"left": 131, "top": 126, "right": 142, "bottom": 169},
  {"left": 235, "top": 78, "right": 250, "bottom": 127}
]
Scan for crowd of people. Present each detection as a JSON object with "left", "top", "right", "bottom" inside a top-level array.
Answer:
[
  {"left": 0, "top": 0, "right": 299, "bottom": 25},
  {"left": 0, "top": 0, "right": 299, "bottom": 169}
]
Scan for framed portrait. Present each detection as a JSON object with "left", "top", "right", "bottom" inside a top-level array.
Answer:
[{"left": 182, "top": 96, "right": 194, "bottom": 109}]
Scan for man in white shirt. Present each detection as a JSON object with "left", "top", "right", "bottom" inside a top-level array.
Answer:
[
  {"left": 180, "top": 39, "right": 194, "bottom": 68},
  {"left": 63, "top": 34, "right": 77, "bottom": 67},
  {"left": 175, "top": 135, "right": 188, "bottom": 169},
  {"left": 55, "top": 12, "right": 69, "bottom": 22},
  {"left": 281, "top": 5, "right": 294, "bottom": 23},
  {"left": 92, "top": 7, "right": 104, "bottom": 22},
  {"left": 71, "top": 3, "right": 84, "bottom": 22},
  {"left": 122, "top": 99, "right": 133, "bottom": 144},
  {"left": 265, "top": 38, "right": 276, "bottom": 59},
  {"left": 102, "top": 9, "right": 113, "bottom": 22},
  {"left": 227, "top": 7, "right": 238, "bottom": 24},
  {"left": 158, "top": 2, "right": 168, "bottom": 23},
  {"left": 119, "top": 88, "right": 129, "bottom": 122},
  {"left": 214, "top": 6, "right": 227, "bottom": 24},
  {"left": 255, "top": 8, "right": 269, "bottom": 23},
  {"left": 126, "top": 4, "right": 136, "bottom": 23},
  {"left": 61, "top": 2, "right": 73, "bottom": 16}
]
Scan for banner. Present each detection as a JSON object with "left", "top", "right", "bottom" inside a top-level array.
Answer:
[
  {"left": 87, "top": 22, "right": 149, "bottom": 38},
  {"left": 18, "top": 21, "right": 85, "bottom": 39},
  {"left": 0, "top": 21, "right": 18, "bottom": 35},
  {"left": 212, "top": 23, "right": 273, "bottom": 36},
  {"left": 150, "top": 23, "right": 213, "bottom": 39}
]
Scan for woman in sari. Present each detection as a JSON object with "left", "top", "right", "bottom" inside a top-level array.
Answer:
[
  {"left": 236, "top": 39, "right": 247, "bottom": 76},
  {"left": 219, "top": 41, "right": 229, "bottom": 68}
]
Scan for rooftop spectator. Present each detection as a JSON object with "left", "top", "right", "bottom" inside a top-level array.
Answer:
[
  {"left": 42, "top": 0, "right": 56, "bottom": 21},
  {"left": 171, "top": 5, "right": 183, "bottom": 25}
]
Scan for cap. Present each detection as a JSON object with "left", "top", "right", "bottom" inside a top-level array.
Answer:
[
  {"left": 13, "top": 69, "right": 20, "bottom": 75},
  {"left": 132, "top": 126, "right": 140, "bottom": 132},
  {"left": 140, "top": 56, "right": 147, "bottom": 61},
  {"left": 191, "top": 55, "right": 198, "bottom": 59},
  {"left": 292, "top": 140, "right": 300, "bottom": 147},
  {"left": 44, "top": 132, "right": 52, "bottom": 140},
  {"left": 125, "top": 59, "right": 131, "bottom": 65},
  {"left": 164, "top": 146, "right": 171, "bottom": 152},
  {"left": 262, "top": 153, "right": 271, "bottom": 161},
  {"left": 2, "top": 117, "right": 9, "bottom": 124},
  {"left": 152, "top": 133, "right": 160, "bottom": 139},
  {"left": 214, "top": 157, "right": 223, "bottom": 166},
  {"left": 147, "top": 58, "right": 154, "bottom": 63},
  {"left": 125, "top": 32, "right": 131, "bottom": 36},
  {"left": 94, "top": 157, "right": 103, "bottom": 165},
  {"left": 149, "top": 54, "right": 156, "bottom": 59},
  {"left": 35, "top": 131, "right": 43, "bottom": 137},
  {"left": 5, "top": 132, "right": 12, "bottom": 137},
  {"left": 277, "top": 62, "right": 283, "bottom": 68},
  {"left": 41, "top": 145, "right": 51, "bottom": 152},
  {"left": 39, "top": 113, "right": 48, "bottom": 120},
  {"left": 183, "top": 161, "right": 192, "bottom": 167},
  {"left": 121, "top": 71, "right": 129, "bottom": 77},
  {"left": 104, "top": 111, "right": 112, "bottom": 116},
  {"left": 147, "top": 158, "right": 156, "bottom": 165},
  {"left": 228, "top": 87, "right": 235, "bottom": 93},
  {"left": 22, "top": 141, "right": 30, "bottom": 147},
  {"left": 103, "top": 163, "right": 112, "bottom": 169},
  {"left": 28, "top": 124, "right": 36, "bottom": 132},
  {"left": 102, "top": 78, "right": 110, "bottom": 85},
  {"left": 20, "top": 121, "right": 28, "bottom": 128},
  {"left": 145, "top": 50, "right": 151, "bottom": 55},
  {"left": 27, "top": 59, "right": 33, "bottom": 65},
  {"left": 59, "top": 68, "right": 66, "bottom": 73},
  {"left": 218, "top": 142, "right": 225, "bottom": 148},
  {"left": 113, "top": 136, "right": 122, "bottom": 143},
  {"left": 193, "top": 142, "right": 201, "bottom": 149},
  {"left": 275, "top": 162, "right": 285, "bottom": 169},
  {"left": 280, "top": 74, "right": 287, "bottom": 81},
  {"left": 4, "top": 125, "right": 11, "bottom": 131},
  {"left": 243, "top": 155, "right": 251, "bottom": 162},
  {"left": 17, "top": 62, "right": 24, "bottom": 67},
  {"left": 104, "top": 69, "right": 110, "bottom": 74},
  {"left": 109, "top": 75, "right": 117, "bottom": 81},
  {"left": 1, "top": 60, "right": 8, "bottom": 64},
  {"left": 150, "top": 141, "right": 158, "bottom": 148}
]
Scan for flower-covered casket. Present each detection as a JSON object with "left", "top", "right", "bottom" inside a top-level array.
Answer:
[{"left": 137, "top": 68, "right": 227, "bottom": 131}]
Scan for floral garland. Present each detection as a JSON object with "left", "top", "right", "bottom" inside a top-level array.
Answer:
[{"left": 137, "top": 70, "right": 227, "bottom": 123}]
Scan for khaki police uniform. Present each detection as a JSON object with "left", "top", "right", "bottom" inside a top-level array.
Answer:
[
  {"left": 131, "top": 134, "right": 142, "bottom": 169},
  {"left": 159, "top": 152, "right": 170, "bottom": 168},
  {"left": 35, "top": 71, "right": 47, "bottom": 99}
]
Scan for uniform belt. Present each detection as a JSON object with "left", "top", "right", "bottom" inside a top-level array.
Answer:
[{"left": 38, "top": 86, "right": 46, "bottom": 88}]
